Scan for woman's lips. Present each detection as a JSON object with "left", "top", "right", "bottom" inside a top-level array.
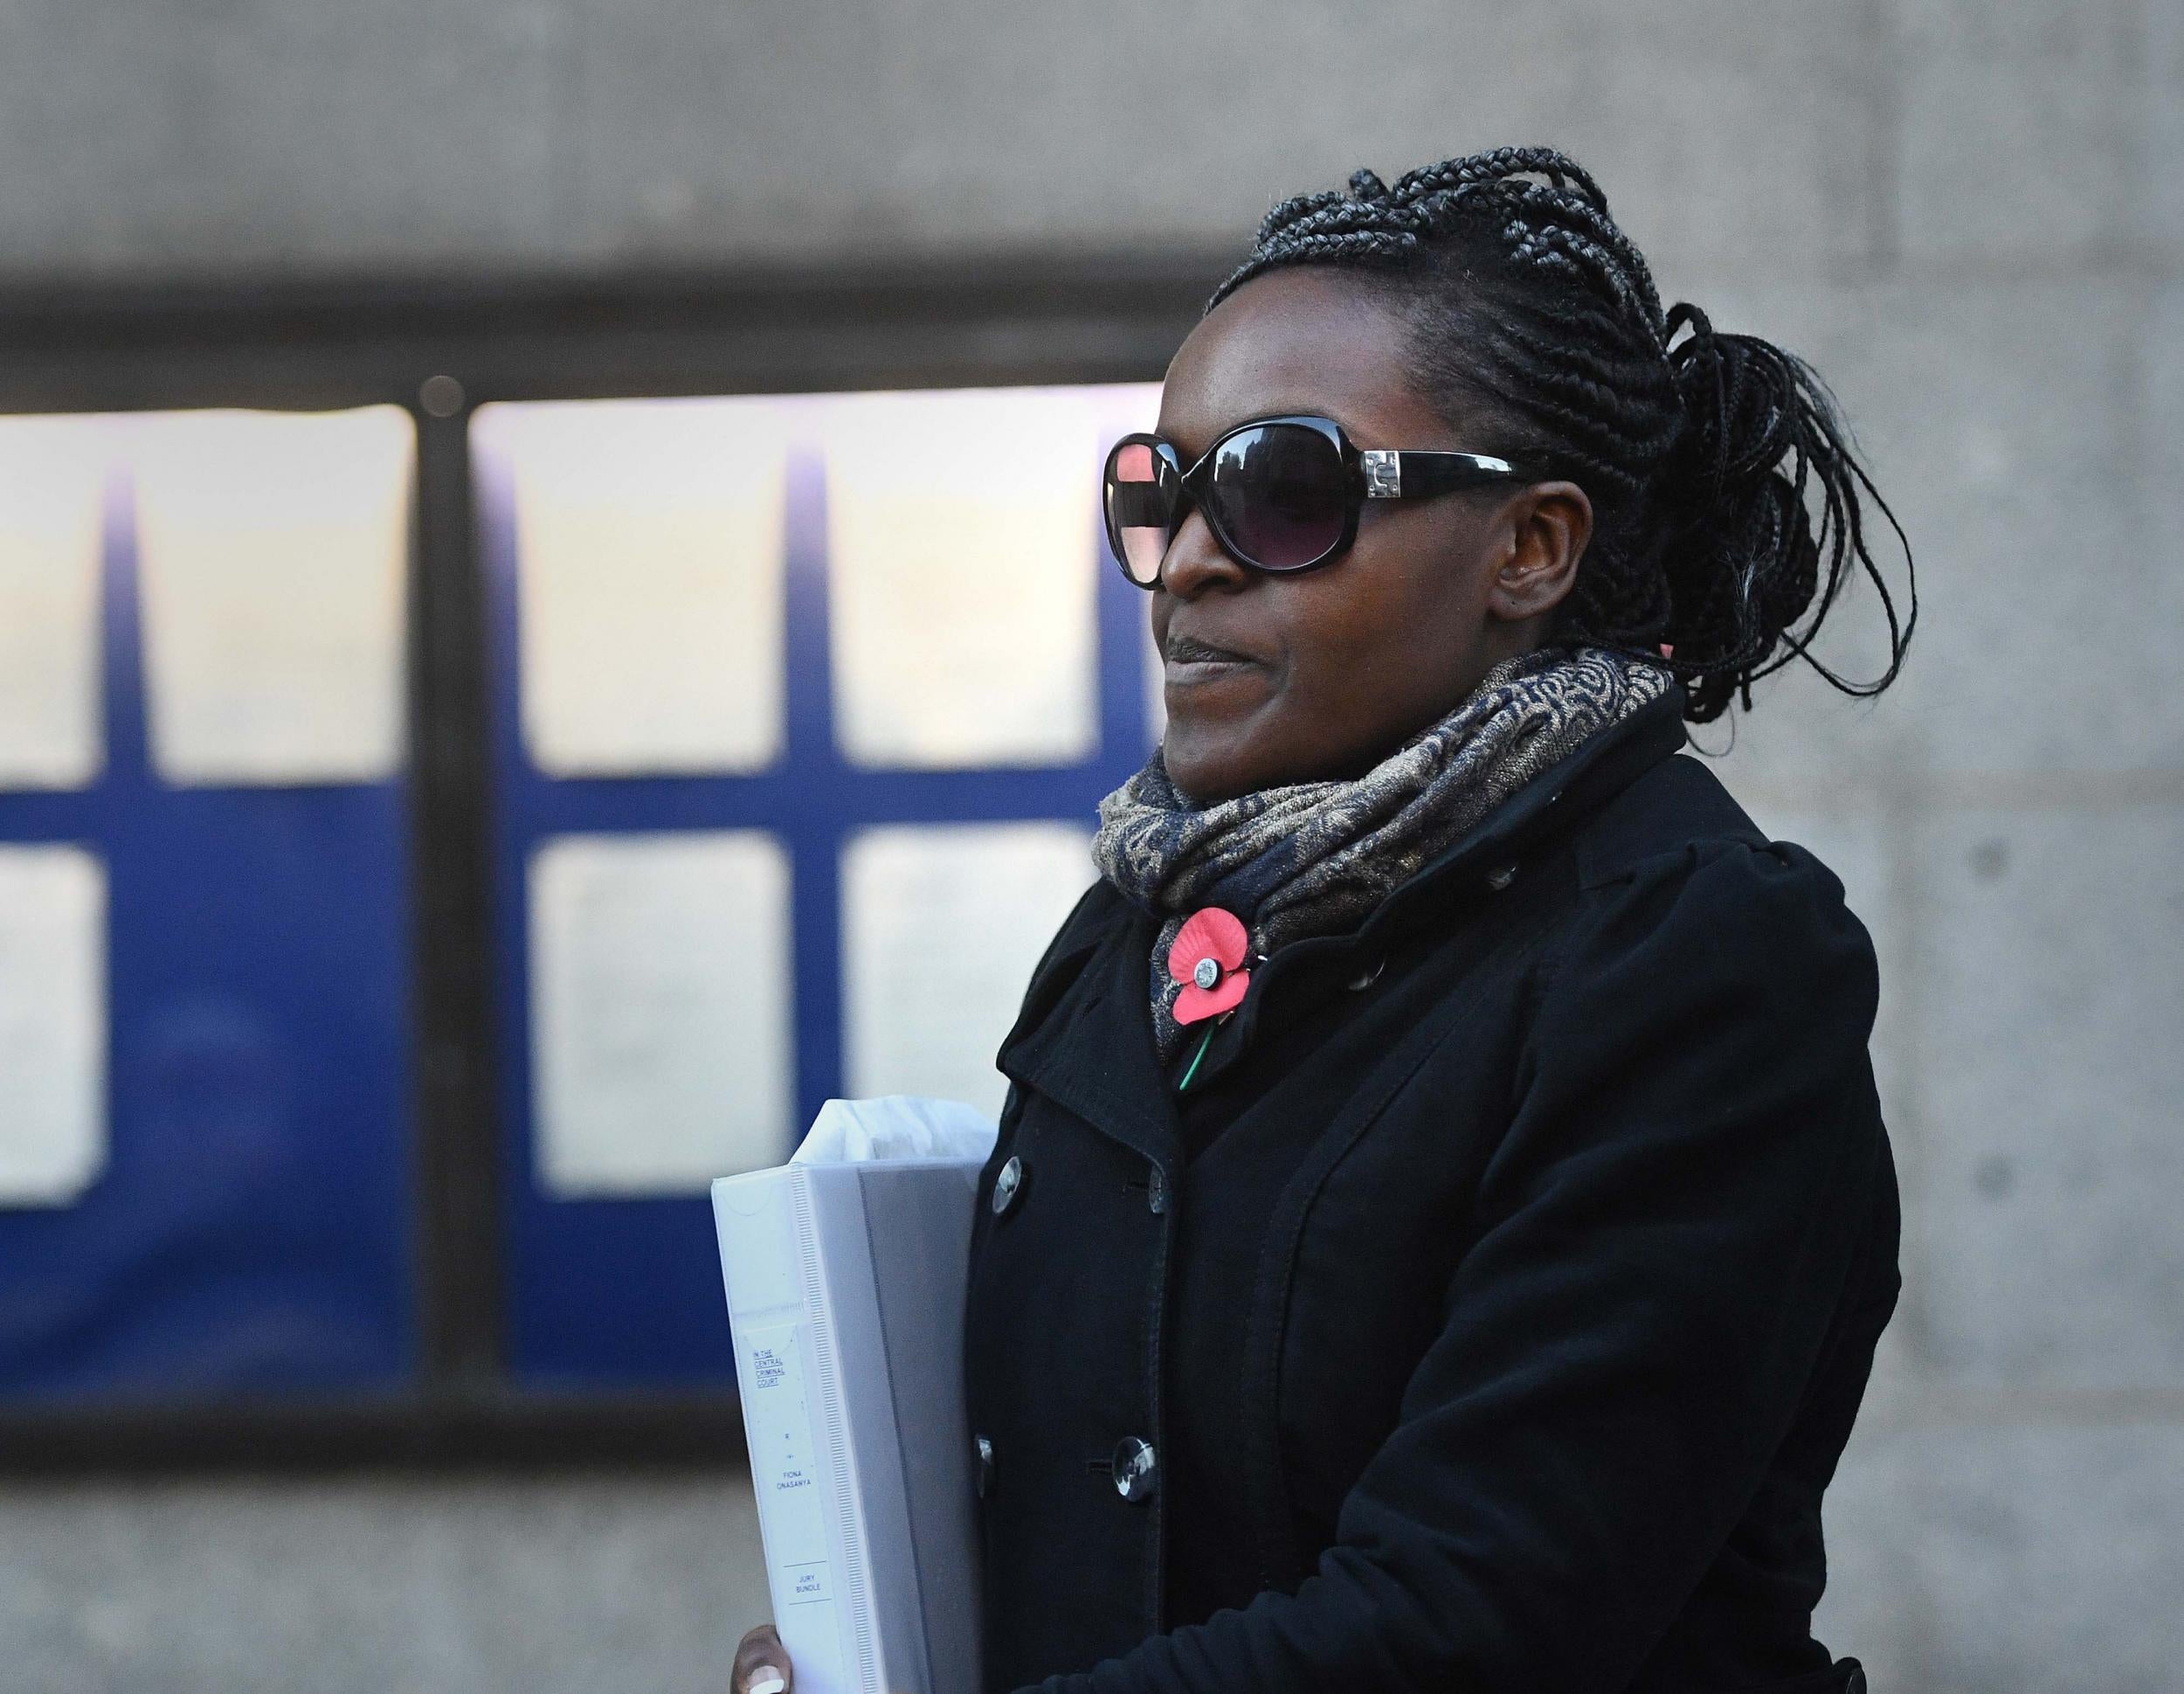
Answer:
[{"left": 1164, "top": 635, "right": 1261, "bottom": 686}]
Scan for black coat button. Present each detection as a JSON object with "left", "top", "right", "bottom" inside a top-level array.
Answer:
[
  {"left": 1112, "top": 1436, "right": 1157, "bottom": 1504},
  {"left": 974, "top": 1434, "right": 994, "bottom": 1498},
  {"left": 991, "top": 1155, "right": 1023, "bottom": 1216},
  {"left": 1146, "top": 1166, "right": 1168, "bottom": 1215}
]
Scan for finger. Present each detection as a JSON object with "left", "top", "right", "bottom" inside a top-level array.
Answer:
[
  {"left": 732, "top": 1624, "right": 791, "bottom": 1694},
  {"left": 731, "top": 1662, "right": 790, "bottom": 1694}
]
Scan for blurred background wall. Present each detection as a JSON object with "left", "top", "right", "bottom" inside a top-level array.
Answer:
[{"left": 0, "top": 2, "right": 2178, "bottom": 1691}]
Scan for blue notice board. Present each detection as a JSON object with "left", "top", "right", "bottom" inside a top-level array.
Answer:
[
  {"left": 478, "top": 393, "right": 1157, "bottom": 1389},
  {"left": 0, "top": 472, "right": 415, "bottom": 1403}
]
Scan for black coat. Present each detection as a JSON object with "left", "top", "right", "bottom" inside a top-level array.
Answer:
[{"left": 964, "top": 689, "right": 1899, "bottom": 1694}]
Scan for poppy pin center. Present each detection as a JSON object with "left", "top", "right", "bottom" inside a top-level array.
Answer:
[{"left": 1166, "top": 907, "right": 1252, "bottom": 1028}]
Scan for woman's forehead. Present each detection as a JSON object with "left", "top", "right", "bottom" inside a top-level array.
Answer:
[{"left": 1156, "top": 268, "right": 1456, "bottom": 454}]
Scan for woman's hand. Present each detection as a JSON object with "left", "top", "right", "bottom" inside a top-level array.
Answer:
[{"left": 731, "top": 1623, "right": 791, "bottom": 1694}]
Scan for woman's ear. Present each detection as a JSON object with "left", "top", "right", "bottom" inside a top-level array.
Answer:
[{"left": 1488, "top": 481, "right": 1592, "bottom": 624}]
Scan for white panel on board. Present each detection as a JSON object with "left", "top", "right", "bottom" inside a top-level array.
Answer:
[
  {"left": 0, "top": 417, "right": 106, "bottom": 789},
  {"left": 841, "top": 821, "right": 1095, "bottom": 1117},
  {"left": 825, "top": 387, "right": 1100, "bottom": 770},
  {"left": 530, "top": 831, "right": 793, "bottom": 1197},
  {"left": 133, "top": 406, "right": 411, "bottom": 785},
  {"left": 488, "top": 398, "right": 788, "bottom": 778},
  {"left": 0, "top": 845, "right": 107, "bottom": 1206}
]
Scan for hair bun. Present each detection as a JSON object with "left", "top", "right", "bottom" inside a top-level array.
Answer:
[{"left": 1656, "top": 301, "right": 1892, "bottom": 717}]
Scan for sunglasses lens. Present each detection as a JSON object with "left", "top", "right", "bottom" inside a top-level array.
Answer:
[
  {"left": 1104, "top": 439, "right": 1178, "bottom": 585},
  {"left": 1204, "top": 424, "right": 1348, "bottom": 570}
]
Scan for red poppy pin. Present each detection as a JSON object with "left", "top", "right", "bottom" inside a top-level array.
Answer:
[{"left": 1168, "top": 907, "right": 1250, "bottom": 1026}]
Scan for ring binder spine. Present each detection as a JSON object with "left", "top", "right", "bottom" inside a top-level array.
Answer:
[{"left": 791, "top": 1170, "right": 882, "bottom": 1694}]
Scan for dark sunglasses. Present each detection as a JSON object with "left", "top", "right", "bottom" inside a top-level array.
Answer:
[{"left": 1102, "top": 413, "right": 1536, "bottom": 587}]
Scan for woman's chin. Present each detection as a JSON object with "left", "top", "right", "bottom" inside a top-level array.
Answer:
[{"left": 1161, "top": 723, "right": 1278, "bottom": 807}]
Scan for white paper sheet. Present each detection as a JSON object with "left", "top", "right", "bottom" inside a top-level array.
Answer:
[
  {"left": 0, "top": 416, "right": 107, "bottom": 789},
  {"left": 132, "top": 406, "right": 411, "bottom": 785},
  {"left": 0, "top": 845, "right": 107, "bottom": 1206},
  {"left": 791, "top": 1095, "right": 998, "bottom": 1165},
  {"left": 529, "top": 830, "right": 793, "bottom": 1196},
  {"left": 486, "top": 398, "right": 789, "bottom": 778},
  {"left": 840, "top": 821, "right": 1094, "bottom": 1117},
  {"left": 824, "top": 387, "right": 1100, "bottom": 770}
]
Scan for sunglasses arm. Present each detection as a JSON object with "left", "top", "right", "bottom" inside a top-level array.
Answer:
[{"left": 1360, "top": 449, "right": 1531, "bottom": 500}]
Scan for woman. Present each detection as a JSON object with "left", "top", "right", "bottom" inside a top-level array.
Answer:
[{"left": 736, "top": 147, "right": 1913, "bottom": 1694}]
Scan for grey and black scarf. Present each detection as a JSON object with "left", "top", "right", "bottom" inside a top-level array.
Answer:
[{"left": 1091, "top": 645, "right": 1671, "bottom": 1061}]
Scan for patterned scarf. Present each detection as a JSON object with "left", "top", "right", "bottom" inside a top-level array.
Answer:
[{"left": 1092, "top": 645, "right": 1671, "bottom": 1060}]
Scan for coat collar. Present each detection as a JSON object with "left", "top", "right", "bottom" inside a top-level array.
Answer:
[
  {"left": 1187, "top": 682, "right": 1690, "bottom": 1089},
  {"left": 1350, "top": 680, "right": 1690, "bottom": 936},
  {"left": 996, "top": 683, "right": 1690, "bottom": 1164}
]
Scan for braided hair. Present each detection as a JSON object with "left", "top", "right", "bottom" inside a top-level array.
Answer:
[{"left": 1211, "top": 148, "right": 1915, "bottom": 723}]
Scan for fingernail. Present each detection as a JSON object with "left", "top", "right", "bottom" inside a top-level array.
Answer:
[{"left": 749, "top": 1673, "right": 786, "bottom": 1694}]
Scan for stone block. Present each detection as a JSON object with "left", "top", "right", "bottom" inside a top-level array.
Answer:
[
  {"left": 1905, "top": 803, "right": 2184, "bottom": 1391},
  {"left": 2146, "top": 280, "right": 2184, "bottom": 564},
  {"left": 1894, "top": 0, "right": 2144, "bottom": 269},
  {"left": 1814, "top": 1419, "right": 2184, "bottom": 1694},
  {"left": 2146, "top": 2, "right": 2184, "bottom": 261},
  {"left": 0, "top": 1473, "right": 770, "bottom": 1694},
  {"left": 0, "top": 0, "right": 1883, "bottom": 281},
  {"left": 0, "top": 0, "right": 566, "bottom": 277}
]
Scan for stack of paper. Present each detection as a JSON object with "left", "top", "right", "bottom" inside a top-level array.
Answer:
[{"left": 714, "top": 1097, "right": 996, "bottom": 1694}]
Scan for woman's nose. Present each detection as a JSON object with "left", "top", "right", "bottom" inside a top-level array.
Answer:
[{"left": 1158, "top": 508, "right": 1249, "bottom": 598}]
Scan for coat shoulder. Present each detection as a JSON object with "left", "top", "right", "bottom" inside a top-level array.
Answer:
[
  {"left": 1570, "top": 750, "right": 1769, "bottom": 892},
  {"left": 1553, "top": 751, "right": 1878, "bottom": 1031}
]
